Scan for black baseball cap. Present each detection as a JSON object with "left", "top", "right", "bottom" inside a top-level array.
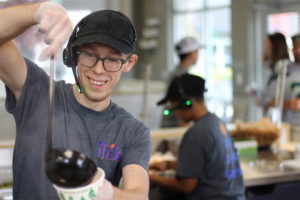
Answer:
[
  {"left": 157, "top": 74, "right": 207, "bottom": 105},
  {"left": 71, "top": 10, "right": 136, "bottom": 54}
]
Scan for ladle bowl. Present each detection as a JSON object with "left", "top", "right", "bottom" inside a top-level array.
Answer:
[{"left": 46, "top": 148, "right": 97, "bottom": 188}]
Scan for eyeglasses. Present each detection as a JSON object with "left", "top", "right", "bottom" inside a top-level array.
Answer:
[{"left": 76, "top": 51, "right": 130, "bottom": 72}]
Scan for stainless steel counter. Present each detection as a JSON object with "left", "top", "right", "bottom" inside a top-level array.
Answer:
[
  {"left": 0, "top": 188, "right": 12, "bottom": 200},
  {"left": 241, "top": 149, "right": 300, "bottom": 187}
]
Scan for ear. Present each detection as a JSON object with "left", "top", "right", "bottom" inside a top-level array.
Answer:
[{"left": 122, "top": 54, "right": 138, "bottom": 72}]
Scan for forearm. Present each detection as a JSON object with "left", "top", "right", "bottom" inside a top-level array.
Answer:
[
  {"left": 150, "top": 173, "right": 197, "bottom": 194},
  {"left": 151, "top": 175, "right": 185, "bottom": 193},
  {"left": 113, "top": 187, "right": 148, "bottom": 200},
  {"left": 267, "top": 98, "right": 300, "bottom": 111},
  {"left": 0, "top": 3, "right": 40, "bottom": 44},
  {"left": 284, "top": 98, "right": 300, "bottom": 111}
]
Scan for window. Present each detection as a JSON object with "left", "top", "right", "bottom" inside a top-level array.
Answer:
[
  {"left": 207, "top": 0, "right": 230, "bottom": 8},
  {"left": 173, "top": 0, "right": 232, "bottom": 122},
  {"left": 267, "top": 12, "right": 300, "bottom": 61},
  {"left": 173, "top": 0, "right": 203, "bottom": 11}
]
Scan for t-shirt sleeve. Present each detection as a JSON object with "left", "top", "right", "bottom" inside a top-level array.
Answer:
[
  {"left": 120, "top": 122, "right": 151, "bottom": 172},
  {"left": 176, "top": 130, "right": 205, "bottom": 178},
  {"left": 5, "top": 58, "right": 49, "bottom": 121}
]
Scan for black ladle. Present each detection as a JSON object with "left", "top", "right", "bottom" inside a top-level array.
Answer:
[{"left": 45, "top": 56, "right": 97, "bottom": 188}]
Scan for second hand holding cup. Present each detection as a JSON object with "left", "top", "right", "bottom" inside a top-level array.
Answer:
[{"left": 45, "top": 56, "right": 97, "bottom": 188}]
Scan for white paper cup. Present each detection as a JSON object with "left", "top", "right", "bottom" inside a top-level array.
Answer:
[{"left": 53, "top": 167, "right": 105, "bottom": 200}]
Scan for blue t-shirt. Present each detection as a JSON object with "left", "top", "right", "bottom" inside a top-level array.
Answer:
[
  {"left": 176, "top": 112, "right": 245, "bottom": 200},
  {"left": 5, "top": 58, "right": 151, "bottom": 200}
]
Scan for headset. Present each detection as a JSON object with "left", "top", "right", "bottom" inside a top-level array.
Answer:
[
  {"left": 177, "top": 76, "right": 193, "bottom": 109},
  {"left": 163, "top": 76, "right": 192, "bottom": 116},
  {"left": 62, "top": 11, "right": 137, "bottom": 94},
  {"left": 63, "top": 20, "right": 83, "bottom": 93}
]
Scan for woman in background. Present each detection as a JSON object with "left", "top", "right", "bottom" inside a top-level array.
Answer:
[{"left": 257, "top": 32, "right": 291, "bottom": 116}]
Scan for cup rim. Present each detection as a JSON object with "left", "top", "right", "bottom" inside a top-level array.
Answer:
[{"left": 53, "top": 167, "right": 105, "bottom": 192}]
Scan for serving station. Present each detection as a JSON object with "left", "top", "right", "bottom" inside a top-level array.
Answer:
[{"left": 150, "top": 123, "right": 300, "bottom": 200}]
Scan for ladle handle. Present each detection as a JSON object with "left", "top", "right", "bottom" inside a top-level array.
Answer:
[{"left": 47, "top": 56, "right": 55, "bottom": 153}]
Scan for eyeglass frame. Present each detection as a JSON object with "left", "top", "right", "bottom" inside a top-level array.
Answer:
[{"left": 76, "top": 50, "right": 131, "bottom": 72}]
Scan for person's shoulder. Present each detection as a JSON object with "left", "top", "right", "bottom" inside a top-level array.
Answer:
[
  {"left": 110, "top": 102, "right": 133, "bottom": 117},
  {"left": 110, "top": 102, "right": 149, "bottom": 129},
  {"left": 196, "top": 112, "right": 218, "bottom": 125},
  {"left": 190, "top": 112, "right": 220, "bottom": 134},
  {"left": 24, "top": 57, "right": 46, "bottom": 74}
]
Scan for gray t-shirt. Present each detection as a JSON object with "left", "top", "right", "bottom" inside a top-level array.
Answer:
[
  {"left": 176, "top": 112, "right": 245, "bottom": 200},
  {"left": 5, "top": 58, "right": 151, "bottom": 200}
]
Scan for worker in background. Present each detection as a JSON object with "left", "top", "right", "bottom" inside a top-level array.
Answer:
[
  {"left": 169, "top": 36, "right": 200, "bottom": 82},
  {"left": 259, "top": 32, "right": 291, "bottom": 113},
  {"left": 251, "top": 33, "right": 300, "bottom": 140},
  {"left": 151, "top": 74, "right": 246, "bottom": 200},
  {"left": 160, "top": 36, "right": 201, "bottom": 128}
]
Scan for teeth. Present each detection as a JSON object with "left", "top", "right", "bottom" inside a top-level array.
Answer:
[{"left": 91, "top": 80, "right": 105, "bottom": 86}]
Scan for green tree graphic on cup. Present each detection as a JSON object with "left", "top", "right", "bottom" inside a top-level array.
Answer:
[
  {"left": 68, "top": 196, "right": 74, "bottom": 200},
  {"left": 59, "top": 192, "right": 66, "bottom": 200},
  {"left": 89, "top": 188, "right": 96, "bottom": 199}
]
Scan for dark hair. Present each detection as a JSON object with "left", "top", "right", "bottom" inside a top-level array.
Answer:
[{"left": 267, "top": 32, "right": 290, "bottom": 70}]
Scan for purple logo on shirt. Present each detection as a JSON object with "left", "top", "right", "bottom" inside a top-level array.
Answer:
[
  {"left": 224, "top": 138, "right": 243, "bottom": 181},
  {"left": 97, "top": 141, "right": 122, "bottom": 161}
]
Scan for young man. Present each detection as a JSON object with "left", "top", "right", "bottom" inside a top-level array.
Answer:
[
  {"left": 152, "top": 74, "right": 246, "bottom": 200},
  {"left": 0, "top": 2, "right": 150, "bottom": 200}
]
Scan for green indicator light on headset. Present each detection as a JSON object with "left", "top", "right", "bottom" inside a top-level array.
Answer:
[
  {"left": 77, "top": 85, "right": 83, "bottom": 93},
  {"left": 163, "top": 109, "right": 171, "bottom": 116},
  {"left": 185, "top": 99, "right": 192, "bottom": 106}
]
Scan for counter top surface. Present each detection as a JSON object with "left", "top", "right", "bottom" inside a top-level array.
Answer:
[
  {"left": 241, "top": 148, "right": 300, "bottom": 187},
  {"left": 0, "top": 140, "right": 14, "bottom": 149},
  {"left": 4, "top": 135, "right": 300, "bottom": 188}
]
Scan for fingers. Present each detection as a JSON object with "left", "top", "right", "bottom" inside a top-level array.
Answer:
[
  {"left": 38, "top": 21, "right": 73, "bottom": 61},
  {"left": 34, "top": 2, "right": 73, "bottom": 61},
  {"left": 45, "top": 15, "right": 72, "bottom": 43}
]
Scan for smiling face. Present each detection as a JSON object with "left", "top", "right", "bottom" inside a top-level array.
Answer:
[{"left": 74, "top": 43, "right": 138, "bottom": 110}]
